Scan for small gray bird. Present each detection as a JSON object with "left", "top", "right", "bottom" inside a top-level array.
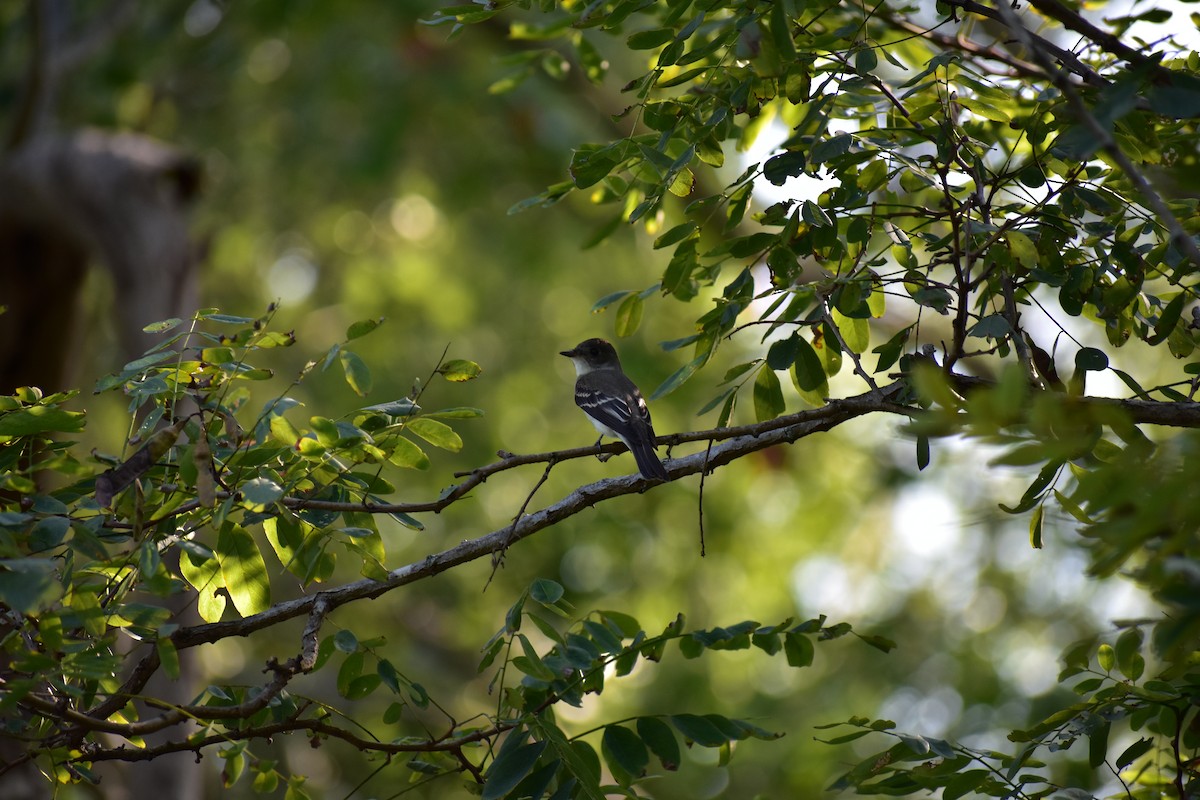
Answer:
[{"left": 560, "top": 338, "right": 668, "bottom": 481}]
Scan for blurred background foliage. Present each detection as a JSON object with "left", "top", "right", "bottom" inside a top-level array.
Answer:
[{"left": 0, "top": 0, "right": 1182, "bottom": 797}]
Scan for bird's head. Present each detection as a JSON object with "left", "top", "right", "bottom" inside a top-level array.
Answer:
[{"left": 560, "top": 338, "right": 621, "bottom": 374}]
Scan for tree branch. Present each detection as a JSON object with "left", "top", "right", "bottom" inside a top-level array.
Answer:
[
  {"left": 169, "top": 384, "right": 913, "bottom": 651},
  {"left": 945, "top": 0, "right": 1110, "bottom": 89},
  {"left": 79, "top": 712, "right": 517, "bottom": 764},
  {"left": 26, "top": 657, "right": 300, "bottom": 741},
  {"left": 1024, "top": 0, "right": 1178, "bottom": 82}
]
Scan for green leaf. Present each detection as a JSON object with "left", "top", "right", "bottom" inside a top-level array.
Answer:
[
  {"left": 1088, "top": 720, "right": 1110, "bottom": 768},
  {"left": 592, "top": 290, "right": 632, "bottom": 313},
  {"left": 768, "top": 0, "right": 797, "bottom": 59},
  {"left": 202, "top": 313, "right": 256, "bottom": 324},
  {"left": 855, "top": 46, "right": 878, "bottom": 74},
  {"left": 240, "top": 477, "right": 284, "bottom": 512},
  {"left": 179, "top": 548, "right": 226, "bottom": 622},
  {"left": 1115, "top": 628, "right": 1144, "bottom": 680},
  {"left": 222, "top": 748, "right": 245, "bottom": 787},
  {"left": 337, "top": 651, "right": 364, "bottom": 697},
  {"left": 334, "top": 629, "right": 359, "bottom": 653},
  {"left": 998, "top": 459, "right": 1062, "bottom": 513},
  {"left": 340, "top": 351, "right": 373, "bottom": 396},
  {"left": 388, "top": 436, "right": 431, "bottom": 470},
  {"left": 482, "top": 741, "right": 548, "bottom": 800},
  {"left": 831, "top": 310, "right": 869, "bottom": 353},
  {"left": 121, "top": 350, "right": 180, "bottom": 374},
  {"left": 791, "top": 335, "right": 826, "bottom": 391},
  {"left": 424, "top": 406, "right": 483, "bottom": 419},
  {"left": 508, "top": 181, "right": 574, "bottom": 214},
  {"left": 1148, "top": 293, "right": 1185, "bottom": 345},
  {"left": 1029, "top": 504, "right": 1044, "bottom": 549},
  {"left": 670, "top": 714, "right": 729, "bottom": 747},
  {"left": 626, "top": 27, "right": 674, "bottom": 50},
  {"left": 649, "top": 355, "right": 702, "bottom": 400},
  {"left": 0, "top": 406, "right": 86, "bottom": 436},
  {"left": 530, "top": 578, "right": 565, "bottom": 605},
  {"left": 873, "top": 326, "right": 913, "bottom": 372},
  {"left": 654, "top": 222, "right": 697, "bottom": 249},
  {"left": 801, "top": 199, "right": 832, "bottom": 227},
  {"left": 637, "top": 717, "right": 681, "bottom": 771},
  {"left": 0, "top": 559, "right": 63, "bottom": 614},
  {"left": 1007, "top": 231, "right": 1038, "bottom": 268},
  {"left": 143, "top": 317, "right": 184, "bottom": 334},
  {"left": 614, "top": 293, "right": 643, "bottom": 338},
  {"left": 968, "top": 314, "right": 1013, "bottom": 340},
  {"left": 345, "top": 675, "right": 383, "bottom": 700},
  {"left": 405, "top": 418, "right": 462, "bottom": 452},
  {"left": 514, "top": 634, "right": 556, "bottom": 681},
  {"left": 784, "top": 631, "right": 814, "bottom": 668},
  {"left": 346, "top": 317, "right": 384, "bottom": 340},
  {"left": 216, "top": 521, "right": 271, "bottom": 617},
  {"left": 438, "top": 359, "right": 483, "bottom": 382},
  {"left": 811, "top": 133, "right": 853, "bottom": 165},
  {"left": 662, "top": 239, "right": 699, "bottom": 299},
  {"left": 753, "top": 365, "right": 785, "bottom": 422},
  {"left": 1074, "top": 347, "right": 1109, "bottom": 371},
  {"left": 602, "top": 725, "right": 649, "bottom": 784},
  {"left": 363, "top": 399, "right": 420, "bottom": 417},
  {"left": 766, "top": 335, "right": 799, "bottom": 370},
  {"left": 1146, "top": 73, "right": 1200, "bottom": 117},
  {"left": 1115, "top": 737, "right": 1154, "bottom": 769},
  {"left": 916, "top": 434, "right": 930, "bottom": 470},
  {"left": 858, "top": 634, "right": 896, "bottom": 653},
  {"left": 763, "top": 152, "right": 807, "bottom": 186}
]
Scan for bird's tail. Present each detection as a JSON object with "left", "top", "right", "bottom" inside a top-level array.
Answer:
[{"left": 626, "top": 436, "right": 668, "bottom": 481}]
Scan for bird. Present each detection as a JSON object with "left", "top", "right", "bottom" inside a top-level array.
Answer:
[{"left": 560, "top": 338, "right": 669, "bottom": 481}]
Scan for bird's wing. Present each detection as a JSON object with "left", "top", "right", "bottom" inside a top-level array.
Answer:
[
  {"left": 575, "top": 385, "right": 638, "bottom": 433},
  {"left": 577, "top": 371, "right": 655, "bottom": 430}
]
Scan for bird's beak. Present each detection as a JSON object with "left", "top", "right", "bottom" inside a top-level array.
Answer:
[{"left": 559, "top": 349, "right": 576, "bottom": 358}]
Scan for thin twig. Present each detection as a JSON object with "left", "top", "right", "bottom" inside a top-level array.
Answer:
[
  {"left": 486, "top": 460, "right": 556, "bottom": 587},
  {"left": 697, "top": 439, "right": 715, "bottom": 557}
]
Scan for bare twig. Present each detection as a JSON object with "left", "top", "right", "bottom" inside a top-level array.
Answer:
[
  {"left": 26, "top": 658, "right": 299, "bottom": 740},
  {"left": 697, "top": 439, "right": 715, "bottom": 557},
  {"left": 822, "top": 308, "right": 880, "bottom": 390},
  {"left": 487, "top": 460, "right": 556, "bottom": 585}
]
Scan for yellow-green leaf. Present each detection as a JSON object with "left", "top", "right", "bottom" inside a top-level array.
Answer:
[
  {"left": 1007, "top": 231, "right": 1038, "bottom": 269},
  {"left": 347, "top": 317, "right": 384, "bottom": 340},
  {"left": 438, "top": 359, "right": 482, "bottom": 382},
  {"left": 614, "top": 293, "right": 644, "bottom": 338},
  {"left": 216, "top": 522, "right": 271, "bottom": 617},
  {"left": 387, "top": 435, "right": 431, "bottom": 469},
  {"left": 269, "top": 414, "right": 300, "bottom": 446},
  {"left": 405, "top": 418, "right": 462, "bottom": 452},
  {"left": 157, "top": 637, "right": 181, "bottom": 680},
  {"left": 832, "top": 309, "right": 870, "bottom": 353},
  {"left": 179, "top": 547, "right": 227, "bottom": 623},
  {"left": 340, "top": 351, "right": 373, "bottom": 396}
]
